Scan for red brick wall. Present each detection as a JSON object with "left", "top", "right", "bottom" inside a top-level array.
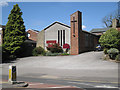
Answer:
[
  {"left": 70, "top": 11, "right": 82, "bottom": 55},
  {"left": 70, "top": 11, "right": 99, "bottom": 55},
  {"left": 27, "top": 30, "right": 38, "bottom": 41},
  {"left": 79, "top": 31, "right": 99, "bottom": 53}
]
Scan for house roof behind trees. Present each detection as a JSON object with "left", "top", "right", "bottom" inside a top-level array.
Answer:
[{"left": 90, "top": 28, "right": 110, "bottom": 33}]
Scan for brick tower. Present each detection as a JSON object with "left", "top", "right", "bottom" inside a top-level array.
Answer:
[{"left": 70, "top": 11, "right": 82, "bottom": 55}]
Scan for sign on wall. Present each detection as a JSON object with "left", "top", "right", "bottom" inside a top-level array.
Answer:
[{"left": 46, "top": 40, "right": 56, "bottom": 47}]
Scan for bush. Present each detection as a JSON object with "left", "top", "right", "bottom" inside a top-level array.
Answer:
[
  {"left": 0, "top": 46, "right": 2, "bottom": 56},
  {"left": 32, "top": 46, "right": 46, "bottom": 56},
  {"left": 2, "top": 46, "right": 16, "bottom": 62},
  {"left": 0, "top": 46, "right": 2, "bottom": 63},
  {"left": 107, "top": 48, "right": 119, "bottom": 60},
  {"left": 46, "top": 52, "right": 61, "bottom": 56},
  {"left": 2, "top": 42, "right": 35, "bottom": 62},
  {"left": 99, "top": 28, "right": 120, "bottom": 50},
  {"left": 115, "top": 54, "right": 120, "bottom": 61},
  {"left": 104, "top": 48, "right": 108, "bottom": 54},
  {"left": 103, "top": 54, "right": 110, "bottom": 60},
  {"left": 60, "top": 53, "right": 70, "bottom": 56},
  {"left": 47, "top": 43, "right": 63, "bottom": 53},
  {"left": 18, "top": 42, "right": 35, "bottom": 57}
]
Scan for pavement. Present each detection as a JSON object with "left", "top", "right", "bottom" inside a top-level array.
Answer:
[
  {"left": 1, "top": 80, "right": 80, "bottom": 89},
  {"left": 1, "top": 51, "right": 119, "bottom": 89}
]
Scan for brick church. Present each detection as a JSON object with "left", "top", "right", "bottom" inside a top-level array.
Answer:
[{"left": 37, "top": 11, "right": 99, "bottom": 55}]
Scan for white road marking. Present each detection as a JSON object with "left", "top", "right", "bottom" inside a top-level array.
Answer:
[
  {"left": 47, "top": 86, "right": 75, "bottom": 88},
  {"left": 28, "top": 83, "right": 44, "bottom": 85},
  {"left": 95, "top": 85, "right": 118, "bottom": 88},
  {"left": 69, "top": 82, "right": 118, "bottom": 88},
  {"left": 40, "top": 75, "right": 59, "bottom": 79},
  {"left": 69, "top": 82, "right": 94, "bottom": 87}
]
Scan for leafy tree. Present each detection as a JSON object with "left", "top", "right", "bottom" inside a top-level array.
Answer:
[
  {"left": 99, "top": 28, "right": 120, "bottom": 50},
  {"left": 102, "top": 10, "right": 119, "bottom": 28},
  {"left": 3, "top": 4, "right": 26, "bottom": 57}
]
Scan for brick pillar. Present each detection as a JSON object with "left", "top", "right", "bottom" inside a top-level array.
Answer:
[{"left": 70, "top": 11, "right": 82, "bottom": 55}]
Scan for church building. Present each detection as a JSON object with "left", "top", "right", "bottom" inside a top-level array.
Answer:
[
  {"left": 37, "top": 11, "right": 99, "bottom": 55},
  {"left": 37, "top": 22, "right": 71, "bottom": 50}
]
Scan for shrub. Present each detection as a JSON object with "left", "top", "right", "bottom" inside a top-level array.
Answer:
[
  {"left": 2, "top": 46, "right": 15, "bottom": 62},
  {"left": 45, "top": 52, "right": 69, "bottom": 56},
  {"left": 115, "top": 54, "right": 120, "bottom": 61},
  {"left": 99, "top": 28, "right": 120, "bottom": 50},
  {"left": 60, "top": 53, "right": 70, "bottom": 56},
  {"left": 0, "top": 46, "right": 2, "bottom": 56},
  {"left": 103, "top": 54, "right": 110, "bottom": 60},
  {"left": 46, "top": 52, "right": 61, "bottom": 56},
  {"left": 104, "top": 48, "right": 108, "bottom": 54},
  {"left": 107, "top": 48, "right": 119, "bottom": 60},
  {"left": 19, "top": 42, "right": 35, "bottom": 57},
  {"left": 32, "top": 46, "right": 46, "bottom": 56},
  {"left": 47, "top": 43, "right": 63, "bottom": 53}
]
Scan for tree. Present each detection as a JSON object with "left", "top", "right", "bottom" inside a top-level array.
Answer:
[
  {"left": 102, "top": 10, "right": 119, "bottom": 28},
  {"left": 99, "top": 28, "right": 120, "bottom": 50},
  {"left": 3, "top": 4, "right": 26, "bottom": 57}
]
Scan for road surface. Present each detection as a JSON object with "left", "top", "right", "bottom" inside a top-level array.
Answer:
[{"left": 1, "top": 51, "right": 119, "bottom": 89}]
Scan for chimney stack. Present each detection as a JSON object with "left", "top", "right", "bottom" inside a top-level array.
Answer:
[{"left": 112, "top": 19, "right": 119, "bottom": 28}]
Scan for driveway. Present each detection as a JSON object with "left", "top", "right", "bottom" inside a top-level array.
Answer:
[{"left": 1, "top": 51, "right": 119, "bottom": 88}]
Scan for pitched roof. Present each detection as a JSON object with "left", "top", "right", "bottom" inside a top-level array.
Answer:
[
  {"left": 43, "top": 21, "right": 70, "bottom": 30},
  {"left": 83, "top": 30, "right": 98, "bottom": 37},
  {"left": 27, "top": 29, "right": 39, "bottom": 33},
  {"left": 0, "top": 25, "right": 5, "bottom": 28},
  {"left": 42, "top": 21, "right": 99, "bottom": 36},
  {"left": 25, "top": 39, "right": 36, "bottom": 43},
  {"left": 90, "top": 28, "right": 110, "bottom": 33}
]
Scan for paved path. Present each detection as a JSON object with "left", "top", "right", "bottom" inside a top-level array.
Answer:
[
  {"left": 1, "top": 80, "right": 78, "bottom": 89},
  {"left": 1, "top": 51, "right": 119, "bottom": 89}
]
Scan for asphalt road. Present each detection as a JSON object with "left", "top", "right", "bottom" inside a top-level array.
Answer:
[{"left": 1, "top": 51, "right": 119, "bottom": 89}]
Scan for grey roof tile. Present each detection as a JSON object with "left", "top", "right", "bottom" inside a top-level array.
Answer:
[{"left": 90, "top": 28, "right": 110, "bottom": 33}]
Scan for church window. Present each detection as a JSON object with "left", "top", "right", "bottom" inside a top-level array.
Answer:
[
  {"left": 61, "top": 30, "right": 62, "bottom": 46},
  {"left": 58, "top": 30, "right": 60, "bottom": 44},
  {"left": 63, "top": 30, "right": 65, "bottom": 45}
]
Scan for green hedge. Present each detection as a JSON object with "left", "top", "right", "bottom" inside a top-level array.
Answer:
[
  {"left": 32, "top": 46, "right": 46, "bottom": 56},
  {"left": 115, "top": 54, "right": 120, "bottom": 61},
  {"left": 45, "top": 52, "right": 61, "bottom": 56},
  {"left": 107, "top": 48, "right": 119, "bottom": 60}
]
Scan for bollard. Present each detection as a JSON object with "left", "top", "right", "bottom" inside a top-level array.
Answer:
[{"left": 8, "top": 65, "right": 17, "bottom": 83}]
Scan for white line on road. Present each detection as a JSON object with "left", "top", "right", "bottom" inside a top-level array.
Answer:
[
  {"left": 69, "top": 82, "right": 118, "bottom": 88},
  {"left": 69, "top": 82, "right": 94, "bottom": 87},
  {"left": 95, "top": 85, "right": 118, "bottom": 88},
  {"left": 28, "top": 83, "right": 44, "bottom": 85},
  {"left": 47, "top": 86, "right": 76, "bottom": 88}
]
